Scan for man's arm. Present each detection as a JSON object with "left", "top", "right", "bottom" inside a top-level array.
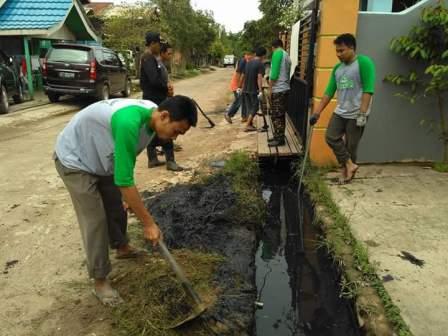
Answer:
[
  {"left": 269, "top": 49, "right": 283, "bottom": 93},
  {"left": 360, "top": 93, "right": 373, "bottom": 114},
  {"left": 111, "top": 107, "right": 161, "bottom": 244},
  {"left": 257, "top": 73, "right": 263, "bottom": 94},
  {"left": 358, "top": 55, "right": 376, "bottom": 114},
  {"left": 141, "top": 55, "right": 167, "bottom": 91},
  {"left": 119, "top": 186, "right": 160, "bottom": 244},
  {"left": 310, "top": 65, "right": 338, "bottom": 125}
]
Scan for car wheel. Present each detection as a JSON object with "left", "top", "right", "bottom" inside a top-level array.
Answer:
[
  {"left": 122, "top": 78, "right": 132, "bottom": 97},
  {"left": 48, "top": 93, "right": 60, "bottom": 103},
  {"left": 0, "top": 85, "right": 9, "bottom": 114},
  {"left": 99, "top": 84, "right": 110, "bottom": 101},
  {"left": 13, "top": 84, "right": 24, "bottom": 104}
]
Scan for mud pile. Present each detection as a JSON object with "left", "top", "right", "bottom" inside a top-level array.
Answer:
[
  {"left": 112, "top": 153, "right": 263, "bottom": 335},
  {"left": 143, "top": 174, "right": 258, "bottom": 335}
]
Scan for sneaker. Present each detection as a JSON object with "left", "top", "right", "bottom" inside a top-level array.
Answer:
[
  {"left": 166, "top": 161, "right": 184, "bottom": 171},
  {"left": 224, "top": 113, "right": 232, "bottom": 124},
  {"left": 244, "top": 125, "right": 257, "bottom": 132}
]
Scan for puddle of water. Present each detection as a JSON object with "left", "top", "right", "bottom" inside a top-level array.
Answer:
[{"left": 255, "top": 166, "right": 359, "bottom": 336}]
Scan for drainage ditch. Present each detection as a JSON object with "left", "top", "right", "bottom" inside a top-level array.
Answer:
[
  {"left": 112, "top": 155, "right": 360, "bottom": 336},
  {"left": 255, "top": 161, "right": 360, "bottom": 336}
]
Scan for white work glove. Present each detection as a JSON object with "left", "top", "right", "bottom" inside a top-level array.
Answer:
[
  {"left": 356, "top": 112, "right": 367, "bottom": 127},
  {"left": 236, "top": 88, "right": 242, "bottom": 95}
]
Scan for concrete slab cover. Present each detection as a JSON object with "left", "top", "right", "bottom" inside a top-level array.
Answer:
[{"left": 327, "top": 165, "right": 448, "bottom": 336}]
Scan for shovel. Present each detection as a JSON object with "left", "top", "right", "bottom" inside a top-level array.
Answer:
[{"left": 158, "top": 240, "right": 207, "bottom": 328}]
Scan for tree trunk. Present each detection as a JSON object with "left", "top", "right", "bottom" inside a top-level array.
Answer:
[{"left": 438, "top": 93, "right": 448, "bottom": 162}]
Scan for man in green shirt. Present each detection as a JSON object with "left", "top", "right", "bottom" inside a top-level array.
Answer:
[
  {"left": 269, "top": 39, "right": 291, "bottom": 147},
  {"left": 54, "top": 96, "right": 197, "bottom": 305},
  {"left": 310, "top": 33, "right": 375, "bottom": 183}
]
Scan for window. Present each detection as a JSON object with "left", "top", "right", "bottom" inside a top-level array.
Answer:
[
  {"left": 48, "top": 48, "right": 90, "bottom": 63},
  {"left": 103, "top": 51, "right": 120, "bottom": 66}
]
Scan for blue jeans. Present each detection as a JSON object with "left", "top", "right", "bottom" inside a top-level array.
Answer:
[{"left": 227, "top": 91, "right": 242, "bottom": 118}]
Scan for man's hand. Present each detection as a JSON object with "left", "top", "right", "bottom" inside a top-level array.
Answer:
[
  {"left": 167, "top": 83, "right": 174, "bottom": 97},
  {"left": 236, "top": 88, "right": 242, "bottom": 96},
  {"left": 356, "top": 112, "right": 367, "bottom": 127},
  {"left": 309, "top": 113, "right": 320, "bottom": 126},
  {"left": 257, "top": 92, "right": 263, "bottom": 101},
  {"left": 144, "top": 223, "right": 161, "bottom": 246}
]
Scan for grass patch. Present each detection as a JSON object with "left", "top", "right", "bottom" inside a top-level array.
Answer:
[
  {"left": 433, "top": 161, "right": 448, "bottom": 172},
  {"left": 171, "top": 69, "right": 202, "bottom": 80},
  {"left": 112, "top": 250, "right": 224, "bottom": 336},
  {"left": 220, "top": 151, "right": 266, "bottom": 227},
  {"left": 304, "top": 167, "right": 413, "bottom": 336}
]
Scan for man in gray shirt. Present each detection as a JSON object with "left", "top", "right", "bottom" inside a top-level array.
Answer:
[
  {"left": 311, "top": 33, "right": 375, "bottom": 183},
  {"left": 269, "top": 39, "right": 291, "bottom": 147}
]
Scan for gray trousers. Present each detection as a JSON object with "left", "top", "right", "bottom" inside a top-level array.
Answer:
[
  {"left": 325, "top": 113, "right": 365, "bottom": 165},
  {"left": 55, "top": 158, "right": 128, "bottom": 279}
]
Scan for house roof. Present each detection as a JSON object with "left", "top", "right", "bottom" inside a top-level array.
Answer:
[
  {"left": 0, "top": 0, "right": 99, "bottom": 41},
  {"left": 84, "top": 2, "right": 113, "bottom": 16},
  {"left": 0, "top": 0, "right": 72, "bottom": 30}
]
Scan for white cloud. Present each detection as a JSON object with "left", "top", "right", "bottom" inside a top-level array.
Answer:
[
  {"left": 96, "top": 0, "right": 262, "bottom": 33},
  {"left": 192, "top": 0, "right": 262, "bottom": 33}
]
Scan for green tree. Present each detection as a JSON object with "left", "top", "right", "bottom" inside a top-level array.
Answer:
[
  {"left": 102, "top": 1, "right": 160, "bottom": 52},
  {"left": 241, "top": 0, "right": 304, "bottom": 51},
  {"left": 385, "top": 2, "right": 448, "bottom": 162}
]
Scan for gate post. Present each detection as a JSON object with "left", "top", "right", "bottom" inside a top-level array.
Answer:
[{"left": 310, "top": 0, "right": 360, "bottom": 166}]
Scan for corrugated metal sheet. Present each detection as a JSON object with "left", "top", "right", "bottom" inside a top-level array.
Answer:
[{"left": 0, "top": 0, "right": 72, "bottom": 30}]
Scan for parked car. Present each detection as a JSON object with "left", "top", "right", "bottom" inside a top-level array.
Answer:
[
  {"left": 0, "top": 50, "right": 24, "bottom": 114},
  {"left": 223, "top": 54, "right": 236, "bottom": 67},
  {"left": 42, "top": 43, "right": 132, "bottom": 102}
]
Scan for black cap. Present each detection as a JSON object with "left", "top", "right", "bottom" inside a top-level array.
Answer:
[{"left": 145, "top": 32, "right": 161, "bottom": 46}]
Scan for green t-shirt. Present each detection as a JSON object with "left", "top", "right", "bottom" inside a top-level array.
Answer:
[
  {"left": 111, "top": 106, "right": 155, "bottom": 186},
  {"left": 324, "top": 54, "right": 376, "bottom": 119}
]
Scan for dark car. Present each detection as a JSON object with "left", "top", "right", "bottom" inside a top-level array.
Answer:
[
  {"left": 43, "top": 43, "right": 132, "bottom": 102},
  {"left": 0, "top": 50, "right": 24, "bottom": 114}
]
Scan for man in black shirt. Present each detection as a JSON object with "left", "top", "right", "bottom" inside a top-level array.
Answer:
[
  {"left": 240, "top": 47, "right": 267, "bottom": 132},
  {"left": 140, "top": 33, "right": 183, "bottom": 171}
]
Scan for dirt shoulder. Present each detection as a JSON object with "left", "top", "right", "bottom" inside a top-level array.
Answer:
[
  {"left": 0, "top": 68, "right": 257, "bottom": 336},
  {"left": 323, "top": 165, "right": 448, "bottom": 336}
]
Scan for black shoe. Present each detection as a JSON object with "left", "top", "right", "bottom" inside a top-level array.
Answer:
[
  {"left": 268, "top": 139, "right": 286, "bottom": 147},
  {"left": 166, "top": 161, "right": 184, "bottom": 171},
  {"left": 148, "top": 160, "right": 164, "bottom": 168}
]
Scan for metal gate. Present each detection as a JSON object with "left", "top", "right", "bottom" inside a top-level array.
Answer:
[{"left": 288, "top": 0, "right": 320, "bottom": 145}]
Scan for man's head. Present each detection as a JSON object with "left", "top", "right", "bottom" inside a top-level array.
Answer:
[
  {"left": 152, "top": 95, "right": 198, "bottom": 140},
  {"left": 145, "top": 31, "right": 161, "bottom": 55},
  {"left": 255, "top": 46, "right": 267, "bottom": 61},
  {"left": 334, "top": 33, "right": 357, "bottom": 64},
  {"left": 244, "top": 51, "right": 254, "bottom": 61},
  {"left": 160, "top": 42, "right": 173, "bottom": 63},
  {"left": 271, "top": 39, "right": 283, "bottom": 51}
]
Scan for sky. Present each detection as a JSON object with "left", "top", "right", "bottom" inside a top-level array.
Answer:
[
  {"left": 102, "top": 0, "right": 262, "bottom": 33},
  {"left": 191, "top": 0, "right": 262, "bottom": 33}
]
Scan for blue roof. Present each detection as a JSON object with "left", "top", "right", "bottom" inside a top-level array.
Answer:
[{"left": 0, "top": 0, "right": 73, "bottom": 30}]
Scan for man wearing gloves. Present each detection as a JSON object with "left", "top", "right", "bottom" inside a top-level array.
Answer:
[
  {"left": 310, "top": 33, "right": 375, "bottom": 184},
  {"left": 240, "top": 47, "right": 267, "bottom": 132}
]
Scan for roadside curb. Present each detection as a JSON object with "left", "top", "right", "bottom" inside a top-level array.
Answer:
[{"left": 304, "top": 171, "right": 413, "bottom": 336}]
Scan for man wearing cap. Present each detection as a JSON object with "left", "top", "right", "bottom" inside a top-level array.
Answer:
[{"left": 140, "top": 32, "right": 183, "bottom": 171}]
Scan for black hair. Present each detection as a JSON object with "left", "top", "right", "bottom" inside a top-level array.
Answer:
[
  {"left": 334, "top": 33, "right": 357, "bottom": 50},
  {"left": 255, "top": 46, "right": 267, "bottom": 57},
  {"left": 158, "top": 95, "right": 198, "bottom": 127},
  {"left": 272, "top": 39, "right": 283, "bottom": 48},
  {"left": 161, "top": 42, "right": 172, "bottom": 54}
]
